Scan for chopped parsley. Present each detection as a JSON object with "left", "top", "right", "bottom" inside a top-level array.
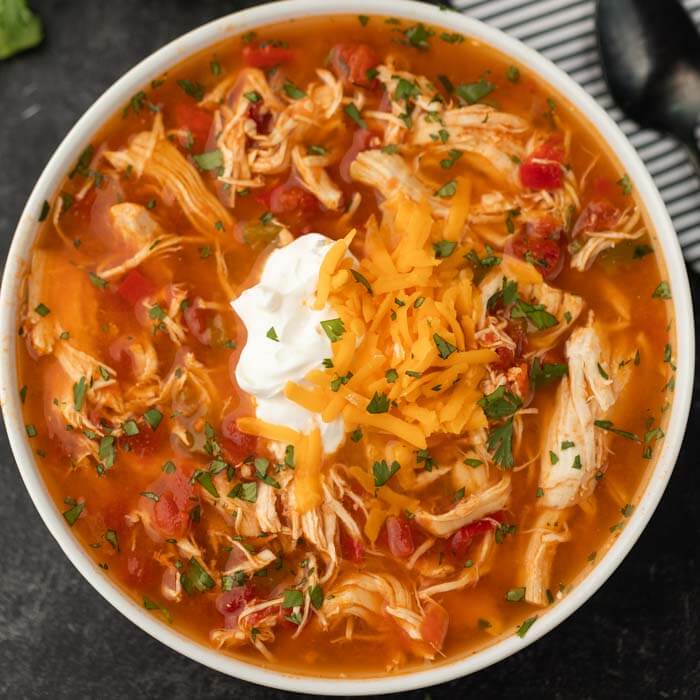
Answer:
[
  {"left": 344, "top": 103, "right": 366, "bottom": 129},
  {"left": 180, "top": 558, "right": 215, "bottom": 595},
  {"left": 594, "top": 420, "right": 641, "bottom": 443},
  {"left": 350, "top": 269, "right": 373, "bottom": 294},
  {"left": 455, "top": 78, "right": 495, "bottom": 105},
  {"left": 652, "top": 281, "right": 671, "bottom": 299},
  {"left": 505, "top": 587, "right": 526, "bottom": 602},
  {"left": 266, "top": 326, "right": 280, "bottom": 342},
  {"left": 283, "top": 80, "right": 306, "bottom": 99},
  {"left": 176, "top": 79, "right": 204, "bottom": 101},
  {"left": 517, "top": 616, "right": 537, "bottom": 638},
  {"left": 433, "top": 333, "right": 457, "bottom": 359},
  {"left": 193, "top": 149, "right": 223, "bottom": 171},
  {"left": 320, "top": 318, "right": 345, "bottom": 342},
  {"left": 433, "top": 240, "right": 457, "bottom": 258},
  {"left": 366, "top": 392, "right": 390, "bottom": 414},
  {"left": 478, "top": 386, "right": 522, "bottom": 419},
  {"left": 372, "top": 459, "right": 401, "bottom": 487},
  {"left": 487, "top": 417, "right": 515, "bottom": 469},
  {"left": 434, "top": 179, "right": 457, "bottom": 198},
  {"left": 531, "top": 359, "right": 568, "bottom": 387},
  {"left": 62, "top": 500, "right": 84, "bottom": 526}
]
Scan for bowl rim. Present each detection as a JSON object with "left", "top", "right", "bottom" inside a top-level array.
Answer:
[{"left": 0, "top": 0, "right": 694, "bottom": 694}]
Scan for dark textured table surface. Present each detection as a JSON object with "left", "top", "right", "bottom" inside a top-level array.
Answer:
[{"left": 1, "top": 1, "right": 699, "bottom": 697}]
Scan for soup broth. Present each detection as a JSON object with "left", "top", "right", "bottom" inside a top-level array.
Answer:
[{"left": 17, "top": 14, "right": 674, "bottom": 676}]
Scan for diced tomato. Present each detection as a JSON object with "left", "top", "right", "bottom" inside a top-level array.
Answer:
[
  {"left": 532, "top": 135, "right": 565, "bottom": 163},
  {"left": 143, "top": 469, "right": 195, "bottom": 539},
  {"left": 520, "top": 161, "right": 563, "bottom": 190},
  {"left": 520, "top": 136, "right": 565, "bottom": 190},
  {"left": 329, "top": 43, "right": 379, "bottom": 88},
  {"left": 216, "top": 583, "right": 257, "bottom": 616},
  {"left": 492, "top": 346, "right": 514, "bottom": 372},
  {"left": 221, "top": 413, "right": 258, "bottom": 463},
  {"left": 266, "top": 183, "right": 319, "bottom": 215},
  {"left": 121, "top": 422, "right": 165, "bottom": 457},
  {"left": 242, "top": 43, "right": 294, "bottom": 68},
  {"left": 385, "top": 516, "right": 415, "bottom": 558},
  {"left": 505, "top": 230, "right": 564, "bottom": 280},
  {"left": 247, "top": 100, "right": 272, "bottom": 135},
  {"left": 420, "top": 601, "right": 449, "bottom": 650},
  {"left": 117, "top": 269, "right": 156, "bottom": 306},
  {"left": 173, "top": 102, "right": 214, "bottom": 152},
  {"left": 450, "top": 518, "right": 497, "bottom": 560},
  {"left": 340, "top": 128, "right": 374, "bottom": 183},
  {"left": 571, "top": 200, "right": 620, "bottom": 239},
  {"left": 340, "top": 530, "right": 365, "bottom": 563}
]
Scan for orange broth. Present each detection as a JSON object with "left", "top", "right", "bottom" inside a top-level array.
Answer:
[{"left": 16, "top": 14, "right": 674, "bottom": 676}]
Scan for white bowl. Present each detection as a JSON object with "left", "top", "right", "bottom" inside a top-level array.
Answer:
[{"left": 0, "top": 0, "right": 694, "bottom": 694}]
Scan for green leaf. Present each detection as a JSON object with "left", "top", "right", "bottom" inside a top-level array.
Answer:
[
  {"left": 511, "top": 298, "right": 558, "bottom": 330},
  {"left": 618, "top": 174, "right": 633, "bottom": 195},
  {"left": 434, "top": 179, "right": 457, "bottom": 198},
  {"left": 309, "top": 584, "right": 324, "bottom": 609},
  {"left": 105, "top": 529, "right": 119, "bottom": 551},
  {"left": 487, "top": 417, "right": 515, "bottom": 469},
  {"left": 180, "top": 558, "right": 215, "bottom": 595},
  {"left": 343, "top": 103, "right": 366, "bottom": 129},
  {"left": 456, "top": 78, "right": 495, "bottom": 105},
  {"left": 177, "top": 79, "right": 205, "bottom": 101},
  {"left": 517, "top": 616, "right": 537, "bottom": 638},
  {"left": 531, "top": 359, "right": 568, "bottom": 387},
  {"left": 73, "top": 377, "right": 87, "bottom": 411},
  {"left": 193, "top": 149, "right": 223, "bottom": 171},
  {"left": 320, "top": 318, "right": 345, "bottom": 342},
  {"left": 282, "top": 589, "right": 304, "bottom": 608},
  {"left": 505, "top": 586, "right": 526, "bottom": 602},
  {"left": 122, "top": 420, "right": 139, "bottom": 436},
  {"left": 652, "top": 281, "right": 671, "bottom": 299},
  {"left": 366, "top": 392, "right": 390, "bottom": 414},
  {"left": 62, "top": 501, "right": 84, "bottom": 526},
  {"left": 372, "top": 459, "right": 401, "bottom": 487},
  {"left": 34, "top": 302, "right": 50, "bottom": 317},
  {"left": 143, "top": 596, "right": 172, "bottom": 623},
  {"left": 195, "top": 471, "right": 220, "bottom": 498},
  {"left": 283, "top": 79, "right": 306, "bottom": 99},
  {"left": 506, "top": 65, "right": 520, "bottom": 83},
  {"left": 229, "top": 481, "right": 257, "bottom": 502},
  {"left": 144, "top": 408, "right": 163, "bottom": 431},
  {"left": 266, "top": 326, "right": 279, "bottom": 342},
  {"left": 404, "top": 23, "right": 434, "bottom": 49},
  {"left": 433, "top": 333, "right": 457, "bottom": 359},
  {"left": 0, "top": 0, "right": 43, "bottom": 60},
  {"left": 478, "top": 386, "right": 522, "bottom": 419},
  {"left": 350, "top": 269, "right": 373, "bottom": 294},
  {"left": 433, "top": 240, "right": 457, "bottom": 258},
  {"left": 593, "top": 419, "right": 641, "bottom": 443},
  {"left": 394, "top": 77, "right": 421, "bottom": 101},
  {"left": 385, "top": 368, "right": 399, "bottom": 383}
]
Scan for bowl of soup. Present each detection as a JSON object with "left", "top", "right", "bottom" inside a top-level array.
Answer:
[{"left": 0, "top": 0, "right": 693, "bottom": 694}]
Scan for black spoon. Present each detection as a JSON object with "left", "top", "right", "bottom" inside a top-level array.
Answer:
[{"left": 596, "top": 0, "right": 700, "bottom": 170}]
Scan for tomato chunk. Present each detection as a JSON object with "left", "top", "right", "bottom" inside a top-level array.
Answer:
[
  {"left": 340, "top": 530, "right": 365, "bottom": 563},
  {"left": 242, "top": 43, "right": 294, "bottom": 68},
  {"left": 505, "top": 231, "right": 564, "bottom": 280},
  {"left": 385, "top": 516, "right": 415, "bottom": 558},
  {"left": 520, "top": 137, "right": 565, "bottom": 190},
  {"left": 520, "top": 161, "right": 563, "bottom": 190},
  {"left": 144, "top": 469, "right": 195, "bottom": 539},
  {"left": 329, "top": 43, "right": 379, "bottom": 88},
  {"left": 221, "top": 413, "right": 258, "bottom": 463},
  {"left": 173, "top": 102, "right": 214, "bottom": 152},
  {"left": 450, "top": 518, "right": 496, "bottom": 560},
  {"left": 263, "top": 183, "right": 319, "bottom": 215},
  {"left": 116, "top": 269, "right": 156, "bottom": 306}
]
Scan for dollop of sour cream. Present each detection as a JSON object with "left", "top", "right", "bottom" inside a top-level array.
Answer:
[{"left": 231, "top": 233, "right": 348, "bottom": 454}]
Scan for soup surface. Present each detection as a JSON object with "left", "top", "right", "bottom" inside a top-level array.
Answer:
[{"left": 17, "top": 14, "right": 675, "bottom": 676}]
